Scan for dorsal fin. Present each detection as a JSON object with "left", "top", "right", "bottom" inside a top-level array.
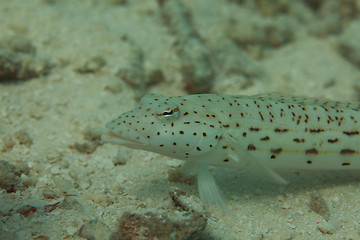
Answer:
[{"left": 249, "top": 93, "right": 360, "bottom": 111}]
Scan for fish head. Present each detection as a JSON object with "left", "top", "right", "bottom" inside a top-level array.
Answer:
[{"left": 102, "top": 93, "right": 222, "bottom": 159}]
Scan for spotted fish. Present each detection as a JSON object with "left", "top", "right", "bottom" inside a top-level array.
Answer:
[{"left": 102, "top": 93, "right": 360, "bottom": 208}]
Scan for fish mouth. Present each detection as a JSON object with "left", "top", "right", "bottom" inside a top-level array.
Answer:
[{"left": 101, "top": 130, "right": 148, "bottom": 147}]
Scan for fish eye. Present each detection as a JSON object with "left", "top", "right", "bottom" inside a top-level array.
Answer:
[{"left": 156, "top": 102, "right": 180, "bottom": 122}]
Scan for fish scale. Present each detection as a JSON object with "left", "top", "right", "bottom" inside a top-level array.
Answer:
[{"left": 102, "top": 93, "right": 360, "bottom": 208}]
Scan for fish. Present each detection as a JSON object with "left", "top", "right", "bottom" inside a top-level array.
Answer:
[{"left": 102, "top": 93, "right": 360, "bottom": 208}]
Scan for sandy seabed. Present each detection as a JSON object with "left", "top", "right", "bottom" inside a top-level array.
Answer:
[{"left": 1, "top": 0, "right": 360, "bottom": 239}]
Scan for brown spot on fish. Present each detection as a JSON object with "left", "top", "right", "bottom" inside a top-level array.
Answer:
[
  {"left": 249, "top": 127, "right": 260, "bottom": 132},
  {"left": 342, "top": 162, "right": 351, "bottom": 166},
  {"left": 247, "top": 144, "right": 256, "bottom": 151},
  {"left": 327, "top": 138, "right": 338, "bottom": 143},
  {"left": 260, "top": 136, "right": 270, "bottom": 141},
  {"left": 306, "top": 148, "right": 318, "bottom": 155},
  {"left": 293, "top": 138, "right": 305, "bottom": 143},
  {"left": 306, "top": 160, "right": 312, "bottom": 164},
  {"left": 259, "top": 111, "right": 264, "bottom": 121},
  {"left": 340, "top": 149, "right": 356, "bottom": 155},
  {"left": 304, "top": 114, "right": 309, "bottom": 123},
  {"left": 297, "top": 116, "right": 302, "bottom": 125},
  {"left": 274, "top": 128, "right": 289, "bottom": 133},
  {"left": 321, "top": 106, "right": 329, "bottom": 112},
  {"left": 271, "top": 148, "right": 283, "bottom": 154},
  {"left": 343, "top": 131, "right": 359, "bottom": 136},
  {"left": 309, "top": 129, "right": 324, "bottom": 133}
]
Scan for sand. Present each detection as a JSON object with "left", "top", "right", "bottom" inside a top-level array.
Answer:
[{"left": 1, "top": 0, "right": 360, "bottom": 239}]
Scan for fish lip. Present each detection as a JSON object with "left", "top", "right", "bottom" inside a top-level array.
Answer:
[{"left": 101, "top": 129, "right": 149, "bottom": 146}]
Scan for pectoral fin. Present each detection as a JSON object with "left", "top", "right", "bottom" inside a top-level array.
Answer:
[
  {"left": 198, "top": 164, "right": 229, "bottom": 212},
  {"left": 224, "top": 133, "right": 289, "bottom": 186}
]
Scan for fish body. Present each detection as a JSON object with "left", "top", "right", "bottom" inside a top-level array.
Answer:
[{"left": 102, "top": 93, "right": 360, "bottom": 207}]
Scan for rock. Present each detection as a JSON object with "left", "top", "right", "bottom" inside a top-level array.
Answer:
[
  {"left": 15, "top": 205, "right": 37, "bottom": 218},
  {"left": 58, "top": 196, "right": 83, "bottom": 211},
  {"left": 83, "top": 126, "right": 103, "bottom": 144},
  {"left": 20, "top": 174, "right": 38, "bottom": 188},
  {"left": 146, "top": 69, "right": 165, "bottom": 86},
  {"left": 309, "top": 192, "right": 330, "bottom": 221},
  {"left": 14, "top": 130, "right": 33, "bottom": 147},
  {"left": 112, "top": 150, "right": 127, "bottom": 166},
  {"left": 338, "top": 20, "right": 360, "bottom": 68},
  {"left": 54, "top": 178, "right": 77, "bottom": 196},
  {"left": 1, "top": 135, "right": 16, "bottom": 152},
  {"left": 0, "top": 159, "right": 27, "bottom": 193},
  {"left": 73, "top": 126, "right": 104, "bottom": 154},
  {"left": 6, "top": 36, "right": 36, "bottom": 54},
  {"left": 0, "top": 36, "right": 51, "bottom": 82},
  {"left": 159, "top": 0, "right": 215, "bottom": 94},
  {"left": 75, "top": 56, "right": 106, "bottom": 74},
  {"left": 227, "top": 17, "right": 294, "bottom": 48},
  {"left": 118, "top": 210, "right": 207, "bottom": 240},
  {"left": 74, "top": 142, "right": 98, "bottom": 154},
  {"left": 168, "top": 187, "right": 204, "bottom": 214},
  {"left": 78, "top": 219, "right": 113, "bottom": 240},
  {"left": 42, "top": 188, "right": 60, "bottom": 199},
  {"left": 0, "top": 49, "right": 50, "bottom": 82}
]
